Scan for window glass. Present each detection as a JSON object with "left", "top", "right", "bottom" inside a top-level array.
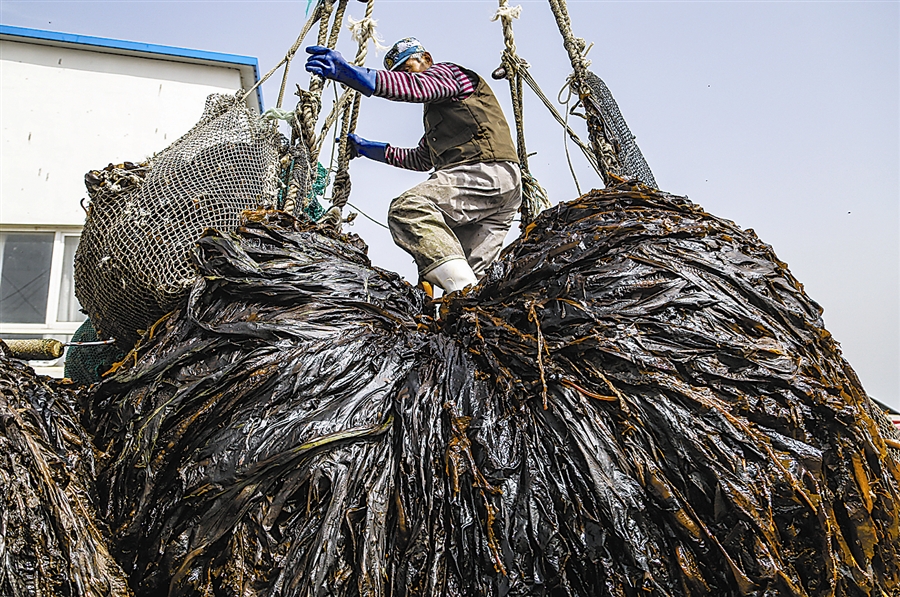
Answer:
[
  {"left": 0, "top": 232, "right": 54, "bottom": 323},
  {"left": 57, "top": 235, "right": 87, "bottom": 323}
]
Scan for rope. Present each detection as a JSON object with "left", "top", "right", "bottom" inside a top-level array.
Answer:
[
  {"left": 256, "top": 0, "right": 377, "bottom": 223},
  {"left": 347, "top": 202, "right": 390, "bottom": 230},
  {"left": 331, "top": 0, "right": 378, "bottom": 212},
  {"left": 559, "top": 82, "right": 582, "bottom": 195},
  {"left": 492, "top": 1, "right": 551, "bottom": 228},
  {"left": 347, "top": 14, "right": 388, "bottom": 55},
  {"left": 312, "top": 86, "right": 355, "bottom": 160},
  {"left": 517, "top": 68, "right": 601, "bottom": 177},
  {"left": 492, "top": 2, "right": 527, "bottom": 167},
  {"left": 546, "top": 0, "right": 620, "bottom": 185},
  {"left": 299, "top": 0, "right": 338, "bottom": 154},
  {"left": 241, "top": 4, "right": 323, "bottom": 106},
  {"left": 246, "top": 2, "right": 331, "bottom": 215}
]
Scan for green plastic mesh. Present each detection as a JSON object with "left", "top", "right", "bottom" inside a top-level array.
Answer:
[{"left": 64, "top": 319, "right": 125, "bottom": 385}]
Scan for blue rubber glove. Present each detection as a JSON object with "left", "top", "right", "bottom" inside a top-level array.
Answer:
[
  {"left": 348, "top": 133, "right": 387, "bottom": 162},
  {"left": 305, "top": 46, "right": 376, "bottom": 97}
]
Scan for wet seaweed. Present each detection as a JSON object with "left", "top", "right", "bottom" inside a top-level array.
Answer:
[
  {"left": 81, "top": 185, "right": 899, "bottom": 596},
  {"left": 0, "top": 342, "right": 131, "bottom": 596}
]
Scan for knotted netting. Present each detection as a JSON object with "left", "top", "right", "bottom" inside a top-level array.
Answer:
[
  {"left": 582, "top": 71, "right": 657, "bottom": 188},
  {"left": 75, "top": 93, "right": 283, "bottom": 347}
]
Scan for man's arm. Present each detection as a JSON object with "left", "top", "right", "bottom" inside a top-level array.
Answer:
[
  {"left": 375, "top": 63, "right": 475, "bottom": 103},
  {"left": 385, "top": 136, "right": 433, "bottom": 172}
]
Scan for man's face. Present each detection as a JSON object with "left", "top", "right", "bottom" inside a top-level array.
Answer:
[{"left": 399, "top": 52, "right": 433, "bottom": 73}]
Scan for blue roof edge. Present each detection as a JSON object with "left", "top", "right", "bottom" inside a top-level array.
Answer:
[{"left": 0, "top": 24, "right": 264, "bottom": 111}]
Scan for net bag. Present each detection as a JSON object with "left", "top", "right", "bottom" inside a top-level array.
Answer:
[
  {"left": 583, "top": 71, "right": 657, "bottom": 188},
  {"left": 75, "top": 93, "right": 283, "bottom": 347}
]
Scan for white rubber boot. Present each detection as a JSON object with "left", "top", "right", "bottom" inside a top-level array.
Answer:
[{"left": 423, "top": 258, "right": 478, "bottom": 293}]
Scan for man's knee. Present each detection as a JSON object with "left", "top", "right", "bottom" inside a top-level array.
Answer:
[{"left": 387, "top": 193, "right": 413, "bottom": 227}]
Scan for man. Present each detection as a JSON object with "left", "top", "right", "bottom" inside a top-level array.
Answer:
[{"left": 305, "top": 37, "right": 521, "bottom": 293}]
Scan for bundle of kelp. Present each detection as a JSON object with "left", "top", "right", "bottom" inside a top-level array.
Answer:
[
  {"left": 82, "top": 186, "right": 900, "bottom": 596},
  {"left": 0, "top": 342, "right": 131, "bottom": 596}
]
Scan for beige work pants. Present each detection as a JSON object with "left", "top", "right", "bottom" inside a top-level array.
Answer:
[{"left": 387, "top": 161, "right": 522, "bottom": 278}]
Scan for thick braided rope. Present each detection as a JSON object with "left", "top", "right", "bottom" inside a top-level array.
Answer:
[
  {"left": 301, "top": 0, "right": 353, "bottom": 166},
  {"left": 332, "top": 0, "right": 378, "bottom": 211},
  {"left": 311, "top": 88, "right": 355, "bottom": 160},
  {"left": 298, "top": 0, "right": 337, "bottom": 164},
  {"left": 289, "top": 0, "right": 342, "bottom": 214},
  {"left": 492, "top": 1, "right": 550, "bottom": 226},
  {"left": 546, "top": 0, "right": 620, "bottom": 185},
  {"left": 487, "top": 4, "right": 601, "bottom": 179},
  {"left": 492, "top": 2, "right": 527, "bottom": 167}
]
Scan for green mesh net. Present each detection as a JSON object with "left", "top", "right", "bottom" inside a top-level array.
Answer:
[{"left": 64, "top": 319, "right": 126, "bottom": 385}]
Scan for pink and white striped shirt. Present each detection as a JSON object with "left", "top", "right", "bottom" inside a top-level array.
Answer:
[{"left": 375, "top": 63, "right": 477, "bottom": 171}]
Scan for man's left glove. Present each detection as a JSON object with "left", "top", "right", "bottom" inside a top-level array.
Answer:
[
  {"left": 305, "top": 46, "right": 376, "bottom": 97},
  {"left": 348, "top": 133, "right": 388, "bottom": 162}
]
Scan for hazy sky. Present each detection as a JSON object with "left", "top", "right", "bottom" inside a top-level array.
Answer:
[{"left": 2, "top": 0, "right": 897, "bottom": 408}]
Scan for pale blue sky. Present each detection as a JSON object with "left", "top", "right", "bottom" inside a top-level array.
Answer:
[{"left": 2, "top": 0, "right": 897, "bottom": 407}]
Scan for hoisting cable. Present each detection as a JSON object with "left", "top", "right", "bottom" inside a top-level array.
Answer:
[
  {"left": 490, "top": 3, "right": 602, "bottom": 187},
  {"left": 322, "top": 0, "right": 384, "bottom": 227},
  {"left": 492, "top": 1, "right": 551, "bottom": 228},
  {"left": 546, "top": 0, "right": 620, "bottom": 186}
]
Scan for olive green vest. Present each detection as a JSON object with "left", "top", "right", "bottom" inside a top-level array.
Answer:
[{"left": 423, "top": 65, "right": 519, "bottom": 170}]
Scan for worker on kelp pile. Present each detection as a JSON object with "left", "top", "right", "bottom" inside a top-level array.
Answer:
[{"left": 305, "top": 37, "right": 521, "bottom": 293}]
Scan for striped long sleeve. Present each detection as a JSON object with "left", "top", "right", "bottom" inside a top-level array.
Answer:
[
  {"left": 377, "top": 63, "right": 476, "bottom": 170},
  {"left": 374, "top": 62, "right": 475, "bottom": 103},
  {"left": 385, "top": 137, "right": 433, "bottom": 172}
]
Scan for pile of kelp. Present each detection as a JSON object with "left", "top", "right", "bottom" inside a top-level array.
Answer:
[
  {"left": 0, "top": 342, "right": 130, "bottom": 596},
  {"left": 6, "top": 182, "right": 900, "bottom": 596}
]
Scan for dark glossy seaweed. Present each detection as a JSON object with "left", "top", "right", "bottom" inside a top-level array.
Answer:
[
  {"left": 0, "top": 343, "right": 131, "bottom": 596},
  {"left": 80, "top": 185, "right": 899, "bottom": 596}
]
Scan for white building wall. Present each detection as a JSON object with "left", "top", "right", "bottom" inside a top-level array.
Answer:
[
  {"left": 0, "top": 31, "right": 259, "bottom": 376},
  {"left": 0, "top": 39, "right": 247, "bottom": 226}
]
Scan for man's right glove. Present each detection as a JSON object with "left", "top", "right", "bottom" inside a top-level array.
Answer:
[
  {"left": 348, "top": 133, "right": 388, "bottom": 163},
  {"left": 305, "top": 46, "right": 376, "bottom": 96}
]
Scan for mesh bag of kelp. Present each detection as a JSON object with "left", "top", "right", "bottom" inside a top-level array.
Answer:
[
  {"left": 82, "top": 185, "right": 900, "bottom": 596},
  {"left": 0, "top": 341, "right": 130, "bottom": 596},
  {"left": 74, "top": 93, "right": 283, "bottom": 348}
]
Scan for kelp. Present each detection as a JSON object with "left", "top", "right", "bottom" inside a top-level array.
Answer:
[
  {"left": 80, "top": 184, "right": 900, "bottom": 596},
  {"left": 0, "top": 342, "right": 131, "bottom": 596}
]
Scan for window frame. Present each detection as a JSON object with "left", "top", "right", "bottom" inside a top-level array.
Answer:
[{"left": 0, "top": 225, "right": 85, "bottom": 337}]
